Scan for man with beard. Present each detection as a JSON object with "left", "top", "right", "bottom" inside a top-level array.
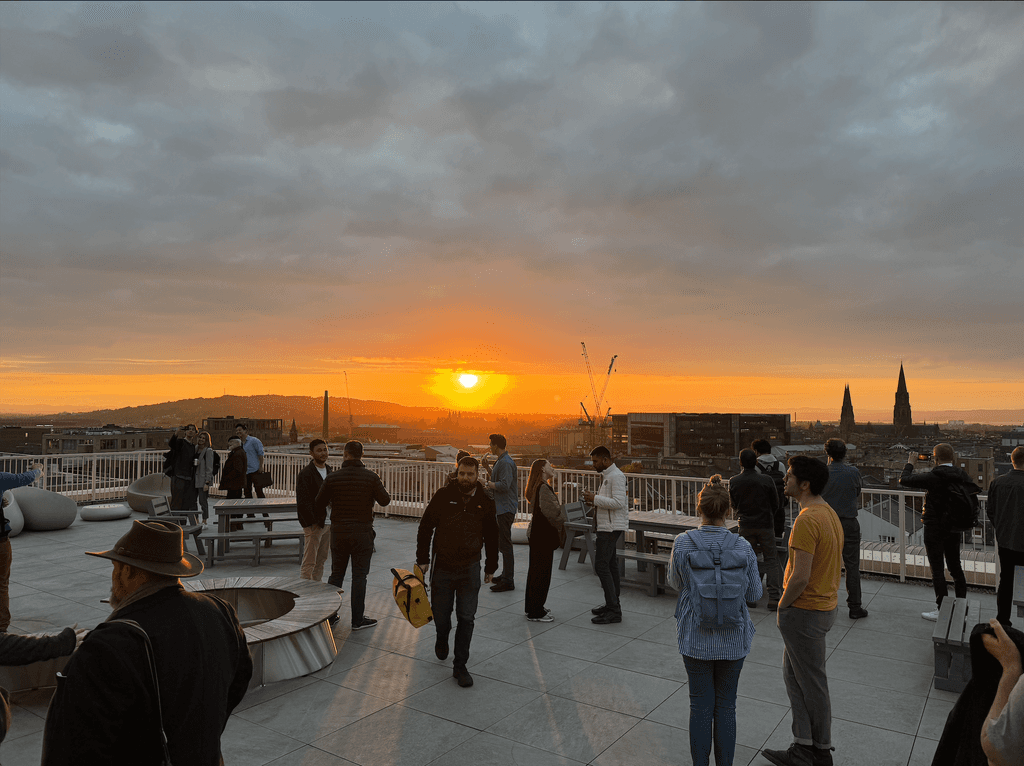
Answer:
[
  {"left": 42, "top": 520, "right": 252, "bottom": 765},
  {"left": 416, "top": 456, "right": 499, "bottom": 688}
]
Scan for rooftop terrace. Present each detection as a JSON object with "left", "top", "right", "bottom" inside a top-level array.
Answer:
[{"left": 2, "top": 508, "right": 982, "bottom": 766}]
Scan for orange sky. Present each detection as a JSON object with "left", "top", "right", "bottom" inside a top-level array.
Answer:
[{"left": 0, "top": 367, "right": 1017, "bottom": 422}]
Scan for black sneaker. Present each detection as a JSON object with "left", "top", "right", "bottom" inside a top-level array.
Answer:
[
  {"left": 591, "top": 605, "right": 610, "bottom": 615},
  {"left": 591, "top": 612, "right": 622, "bottom": 625},
  {"left": 352, "top": 618, "right": 378, "bottom": 631},
  {"left": 435, "top": 638, "right": 449, "bottom": 661},
  {"left": 849, "top": 607, "right": 869, "bottom": 619},
  {"left": 490, "top": 581, "right": 515, "bottom": 592},
  {"left": 746, "top": 601, "right": 758, "bottom": 609},
  {"left": 761, "top": 743, "right": 828, "bottom": 766},
  {"left": 453, "top": 666, "right": 473, "bottom": 687}
]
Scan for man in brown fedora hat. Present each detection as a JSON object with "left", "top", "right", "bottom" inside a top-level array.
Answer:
[{"left": 42, "top": 520, "right": 253, "bottom": 765}]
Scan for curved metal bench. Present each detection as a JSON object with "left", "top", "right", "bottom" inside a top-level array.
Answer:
[{"left": 185, "top": 576, "right": 342, "bottom": 688}]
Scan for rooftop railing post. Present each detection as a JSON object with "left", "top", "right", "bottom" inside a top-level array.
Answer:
[
  {"left": 90, "top": 454, "right": 98, "bottom": 502},
  {"left": 898, "top": 490, "right": 907, "bottom": 583}
]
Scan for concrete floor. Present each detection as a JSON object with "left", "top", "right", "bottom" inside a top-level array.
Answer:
[{"left": 3, "top": 508, "right": 986, "bottom": 765}]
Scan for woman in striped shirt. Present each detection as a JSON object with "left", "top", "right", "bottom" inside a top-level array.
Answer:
[{"left": 668, "top": 475, "right": 762, "bottom": 766}]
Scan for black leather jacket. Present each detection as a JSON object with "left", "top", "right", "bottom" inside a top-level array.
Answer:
[{"left": 899, "top": 463, "right": 972, "bottom": 526}]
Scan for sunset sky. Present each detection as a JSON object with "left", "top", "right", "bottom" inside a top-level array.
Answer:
[{"left": 1, "top": 2, "right": 1021, "bottom": 419}]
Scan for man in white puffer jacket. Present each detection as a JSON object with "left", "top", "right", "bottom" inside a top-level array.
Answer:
[{"left": 583, "top": 446, "right": 629, "bottom": 624}]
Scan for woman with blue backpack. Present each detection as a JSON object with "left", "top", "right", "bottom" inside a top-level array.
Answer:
[{"left": 668, "top": 474, "right": 762, "bottom": 766}]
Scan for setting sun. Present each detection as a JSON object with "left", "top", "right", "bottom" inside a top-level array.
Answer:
[{"left": 458, "top": 374, "right": 479, "bottom": 388}]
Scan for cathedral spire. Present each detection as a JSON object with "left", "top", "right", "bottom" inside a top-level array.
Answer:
[
  {"left": 893, "top": 364, "right": 912, "bottom": 435},
  {"left": 840, "top": 384, "right": 855, "bottom": 442}
]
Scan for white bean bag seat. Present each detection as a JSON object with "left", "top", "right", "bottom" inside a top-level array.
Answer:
[
  {"left": 126, "top": 473, "right": 172, "bottom": 513},
  {"left": 80, "top": 503, "right": 132, "bottom": 521},
  {"left": 511, "top": 521, "right": 529, "bottom": 545},
  {"left": 2, "top": 491, "right": 25, "bottom": 537},
  {"left": 11, "top": 487, "right": 78, "bottom": 531}
]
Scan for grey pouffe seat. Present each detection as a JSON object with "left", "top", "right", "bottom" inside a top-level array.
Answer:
[
  {"left": 126, "top": 473, "right": 172, "bottom": 513},
  {"left": 11, "top": 487, "right": 78, "bottom": 531},
  {"left": 511, "top": 521, "right": 529, "bottom": 545},
  {"left": 1, "top": 491, "right": 25, "bottom": 537},
  {"left": 80, "top": 503, "right": 132, "bottom": 521}
]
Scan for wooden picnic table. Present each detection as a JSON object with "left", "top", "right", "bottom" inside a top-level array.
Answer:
[
  {"left": 629, "top": 511, "right": 739, "bottom": 570},
  {"left": 212, "top": 498, "right": 301, "bottom": 559}
]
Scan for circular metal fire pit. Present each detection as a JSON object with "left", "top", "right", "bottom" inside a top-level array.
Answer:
[{"left": 185, "top": 576, "right": 342, "bottom": 688}]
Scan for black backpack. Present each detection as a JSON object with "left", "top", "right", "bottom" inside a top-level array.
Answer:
[
  {"left": 211, "top": 450, "right": 222, "bottom": 476},
  {"left": 945, "top": 477, "right": 981, "bottom": 532},
  {"left": 756, "top": 459, "right": 786, "bottom": 507}
]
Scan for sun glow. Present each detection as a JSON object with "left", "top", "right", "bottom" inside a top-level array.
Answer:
[
  {"left": 458, "top": 374, "right": 479, "bottom": 388},
  {"left": 427, "top": 370, "right": 511, "bottom": 409}
]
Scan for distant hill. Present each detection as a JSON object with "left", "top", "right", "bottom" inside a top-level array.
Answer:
[{"left": 0, "top": 395, "right": 570, "bottom": 433}]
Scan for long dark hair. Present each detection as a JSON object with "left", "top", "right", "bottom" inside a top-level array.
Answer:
[{"left": 525, "top": 459, "right": 549, "bottom": 505}]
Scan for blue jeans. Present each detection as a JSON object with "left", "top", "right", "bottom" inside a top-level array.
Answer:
[
  {"left": 328, "top": 525, "right": 374, "bottom": 624},
  {"left": 682, "top": 655, "right": 745, "bottom": 766},
  {"left": 430, "top": 564, "right": 480, "bottom": 668},
  {"left": 595, "top": 531, "right": 622, "bottom": 613}
]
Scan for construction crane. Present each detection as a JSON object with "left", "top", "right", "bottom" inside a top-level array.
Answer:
[
  {"left": 344, "top": 371, "right": 355, "bottom": 439},
  {"left": 580, "top": 343, "right": 617, "bottom": 447}
]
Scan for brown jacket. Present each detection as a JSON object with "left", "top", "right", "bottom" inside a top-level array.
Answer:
[{"left": 528, "top": 482, "right": 566, "bottom": 548}]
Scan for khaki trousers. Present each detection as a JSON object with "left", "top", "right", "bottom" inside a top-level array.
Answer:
[{"left": 300, "top": 524, "right": 331, "bottom": 581}]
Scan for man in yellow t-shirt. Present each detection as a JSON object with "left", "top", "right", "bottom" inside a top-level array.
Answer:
[{"left": 761, "top": 456, "right": 844, "bottom": 766}]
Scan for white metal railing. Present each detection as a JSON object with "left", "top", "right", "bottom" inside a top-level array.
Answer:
[{"left": 0, "top": 451, "right": 999, "bottom": 589}]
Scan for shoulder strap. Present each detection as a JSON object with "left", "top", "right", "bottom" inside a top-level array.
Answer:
[
  {"left": 108, "top": 619, "right": 172, "bottom": 765},
  {"left": 686, "top": 529, "right": 709, "bottom": 552}
]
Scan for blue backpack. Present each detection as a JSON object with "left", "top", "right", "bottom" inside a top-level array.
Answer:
[{"left": 684, "top": 530, "right": 748, "bottom": 627}]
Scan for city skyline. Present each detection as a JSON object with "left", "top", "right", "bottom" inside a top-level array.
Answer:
[{"left": 1, "top": 3, "right": 1021, "bottom": 415}]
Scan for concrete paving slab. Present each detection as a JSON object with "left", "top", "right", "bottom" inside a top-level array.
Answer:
[
  {"left": 424, "top": 731, "right": 586, "bottom": 766},
  {"left": 312, "top": 704, "right": 477, "bottom": 766},
  {"left": 485, "top": 694, "right": 641, "bottom": 764}
]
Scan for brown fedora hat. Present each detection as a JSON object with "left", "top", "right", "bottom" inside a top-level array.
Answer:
[{"left": 86, "top": 519, "right": 203, "bottom": 577}]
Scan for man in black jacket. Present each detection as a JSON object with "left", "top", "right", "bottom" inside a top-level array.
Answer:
[
  {"left": 417, "top": 456, "right": 498, "bottom": 688},
  {"left": 730, "top": 448, "right": 783, "bottom": 609},
  {"left": 42, "top": 520, "right": 252, "bottom": 766},
  {"left": 900, "top": 443, "right": 970, "bottom": 621},
  {"left": 166, "top": 425, "right": 198, "bottom": 512},
  {"left": 296, "top": 439, "right": 334, "bottom": 582},
  {"left": 987, "top": 446, "right": 1024, "bottom": 627},
  {"left": 314, "top": 441, "right": 391, "bottom": 631}
]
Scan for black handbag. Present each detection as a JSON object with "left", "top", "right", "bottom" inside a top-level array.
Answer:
[
  {"left": 110, "top": 619, "right": 173, "bottom": 766},
  {"left": 251, "top": 470, "right": 274, "bottom": 489}
]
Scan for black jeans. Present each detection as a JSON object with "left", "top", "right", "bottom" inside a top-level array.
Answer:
[
  {"left": 923, "top": 524, "right": 967, "bottom": 607},
  {"left": 244, "top": 472, "right": 266, "bottom": 499},
  {"left": 996, "top": 546, "right": 1024, "bottom": 627},
  {"left": 328, "top": 525, "right": 374, "bottom": 624},
  {"left": 738, "top": 526, "right": 782, "bottom": 602},
  {"left": 525, "top": 540, "right": 556, "bottom": 618},
  {"left": 431, "top": 564, "right": 480, "bottom": 668},
  {"left": 595, "top": 531, "right": 622, "bottom": 613},
  {"left": 170, "top": 477, "right": 197, "bottom": 512},
  {"left": 839, "top": 517, "right": 863, "bottom": 608},
  {"left": 495, "top": 512, "right": 515, "bottom": 584}
]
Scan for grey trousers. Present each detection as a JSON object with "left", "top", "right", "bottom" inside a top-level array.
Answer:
[{"left": 778, "top": 606, "right": 838, "bottom": 749}]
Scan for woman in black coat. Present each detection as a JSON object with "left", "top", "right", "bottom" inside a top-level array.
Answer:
[{"left": 524, "top": 459, "right": 566, "bottom": 623}]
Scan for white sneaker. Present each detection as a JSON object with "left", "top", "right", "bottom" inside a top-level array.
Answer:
[
  {"left": 922, "top": 610, "right": 939, "bottom": 621},
  {"left": 527, "top": 614, "right": 554, "bottom": 622}
]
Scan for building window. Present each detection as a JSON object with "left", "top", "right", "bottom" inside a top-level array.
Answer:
[{"left": 879, "top": 535, "right": 895, "bottom": 544}]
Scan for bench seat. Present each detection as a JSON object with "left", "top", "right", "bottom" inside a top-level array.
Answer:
[
  {"left": 619, "top": 550, "right": 673, "bottom": 597},
  {"left": 932, "top": 597, "right": 979, "bottom": 693},
  {"left": 200, "top": 531, "right": 305, "bottom": 567}
]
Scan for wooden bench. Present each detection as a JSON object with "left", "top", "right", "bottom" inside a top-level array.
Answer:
[
  {"left": 932, "top": 597, "right": 980, "bottom": 693},
  {"left": 619, "top": 550, "right": 673, "bottom": 597},
  {"left": 200, "top": 531, "right": 305, "bottom": 567},
  {"left": 1014, "top": 565, "right": 1024, "bottom": 620}
]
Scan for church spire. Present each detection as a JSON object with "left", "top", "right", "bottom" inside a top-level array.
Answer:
[
  {"left": 840, "top": 384, "right": 855, "bottom": 442},
  {"left": 893, "top": 364, "right": 912, "bottom": 435}
]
